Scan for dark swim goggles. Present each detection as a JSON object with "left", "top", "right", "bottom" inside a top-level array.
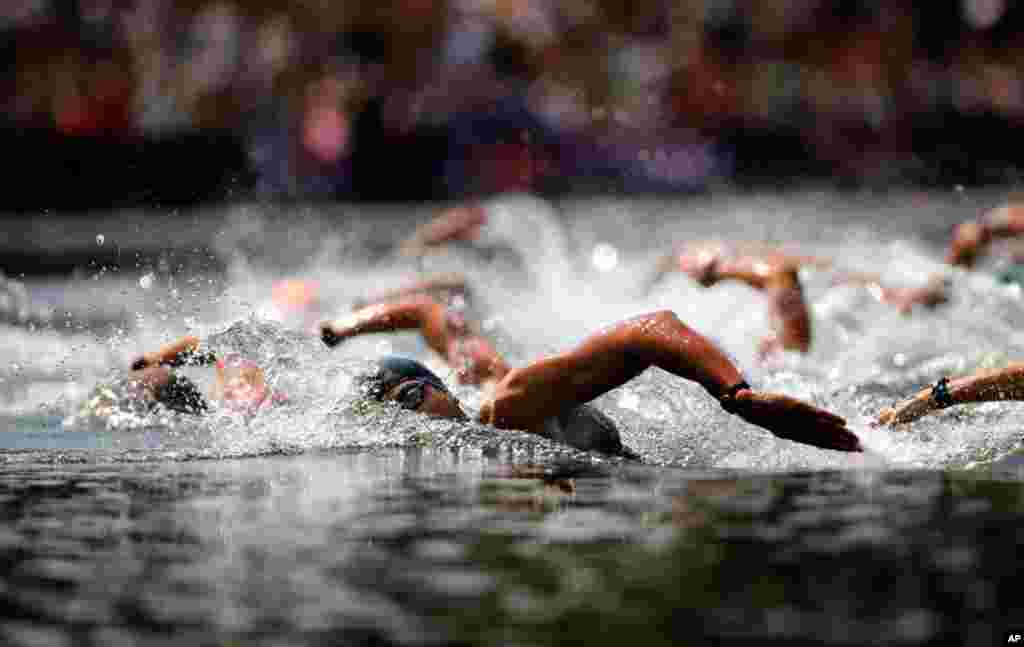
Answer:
[{"left": 365, "top": 356, "right": 450, "bottom": 411}]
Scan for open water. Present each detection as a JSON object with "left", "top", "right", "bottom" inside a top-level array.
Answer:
[{"left": 1, "top": 191, "right": 1022, "bottom": 645}]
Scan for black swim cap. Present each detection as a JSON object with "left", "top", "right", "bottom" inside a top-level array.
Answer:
[{"left": 362, "top": 355, "right": 449, "bottom": 402}]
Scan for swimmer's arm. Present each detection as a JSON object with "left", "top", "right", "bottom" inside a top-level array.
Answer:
[
  {"left": 322, "top": 298, "right": 510, "bottom": 384},
  {"left": 876, "top": 280, "right": 949, "bottom": 314},
  {"left": 832, "top": 273, "right": 949, "bottom": 314},
  {"left": 945, "top": 205, "right": 1024, "bottom": 267},
  {"left": 647, "top": 249, "right": 774, "bottom": 290},
  {"left": 708, "top": 262, "right": 811, "bottom": 355},
  {"left": 480, "top": 310, "right": 860, "bottom": 452},
  {"left": 878, "top": 363, "right": 1024, "bottom": 426},
  {"left": 321, "top": 298, "right": 451, "bottom": 357},
  {"left": 130, "top": 336, "right": 216, "bottom": 370},
  {"left": 399, "top": 205, "right": 485, "bottom": 256},
  {"left": 760, "top": 280, "right": 812, "bottom": 356}
]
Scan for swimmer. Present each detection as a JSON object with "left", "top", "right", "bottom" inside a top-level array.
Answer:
[
  {"left": 397, "top": 195, "right": 573, "bottom": 292},
  {"left": 646, "top": 241, "right": 815, "bottom": 358},
  {"left": 345, "top": 310, "right": 862, "bottom": 454},
  {"left": 125, "top": 336, "right": 285, "bottom": 415},
  {"left": 646, "top": 241, "right": 949, "bottom": 356},
  {"left": 877, "top": 363, "right": 1024, "bottom": 426},
  {"left": 946, "top": 203, "right": 1024, "bottom": 268},
  {"left": 321, "top": 294, "right": 510, "bottom": 387}
]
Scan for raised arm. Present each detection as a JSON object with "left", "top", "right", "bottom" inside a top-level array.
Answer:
[
  {"left": 878, "top": 363, "right": 1024, "bottom": 426},
  {"left": 130, "top": 336, "right": 217, "bottom": 371},
  {"left": 832, "top": 272, "right": 950, "bottom": 314},
  {"left": 398, "top": 205, "right": 486, "bottom": 257},
  {"left": 645, "top": 245, "right": 813, "bottom": 355},
  {"left": 320, "top": 297, "right": 509, "bottom": 385},
  {"left": 480, "top": 310, "right": 860, "bottom": 452},
  {"left": 321, "top": 298, "right": 451, "bottom": 355},
  {"left": 644, "top": 242, "right": 831, "bottom": 293},
  {"left": 947, "top": 204, "right": 1024, "bottom": 267}
]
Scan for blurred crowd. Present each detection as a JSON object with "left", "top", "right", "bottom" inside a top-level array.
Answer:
[{"left": 6, "top": 0, "right": 1024, "bottom": 200}]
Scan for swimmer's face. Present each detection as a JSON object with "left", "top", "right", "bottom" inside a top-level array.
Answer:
[
  {"left": 383, "top": 378, "right": 466, "bottom": 420},
  {"left": 215, "top": 355, "right": 269, "bottom": 412}
]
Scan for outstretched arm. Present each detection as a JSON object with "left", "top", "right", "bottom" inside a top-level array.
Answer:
[
  {"left": 320, "top": 297, "right": 509, "bottom": 384},
  {"left": 878, "top": 363, "right": 1024, "bottom": 426},
  {"left": 398, "top": 205, "right": 486, "bottom": 257},
  {"left": 321, "top": 298, "right": 451, "bottom": 355},
  {"left": 832, "top": 272, "right": 949, "bottom": 314},
  {"left": 947, "top": 204, "right": 1024, "bottom": 267},
  {"left": 130, "top": 336, "right": 217, "bottom": 370},
  {"left": 480, "top": 310, "right": 860, "bottom": 452}
]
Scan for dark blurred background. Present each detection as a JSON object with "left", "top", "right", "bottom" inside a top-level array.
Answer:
[{"left": 6, "top": 0, "right": 1024, "bottom": 211}]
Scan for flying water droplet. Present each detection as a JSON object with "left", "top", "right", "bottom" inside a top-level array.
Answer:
[
  {"left": 591, "top": 242, "right": 619, "bottom": 272},
  {"left": 139, "top": 273, "right": 155, "bottom": 290},
  {"left": 96, "top": 234, "right": 105, "bottom": 246}
]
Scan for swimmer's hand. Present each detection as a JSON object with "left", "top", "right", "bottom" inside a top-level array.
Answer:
[
  {"left": 676, "top": 252, "right": 718, "bottom": 287},
  {"left": 731, "top": 390, "right": 862, "bottom": 452},
  {"left": 877, "top": 389, "right": 936, "bottom": 427},
  {"left": 319, "top": 322, "right": 345, "bottom": 348}
]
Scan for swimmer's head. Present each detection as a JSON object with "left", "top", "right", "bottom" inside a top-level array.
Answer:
[
  {"left": 215, "top": 353, "right": 269, "bottom": 413},
  {"left": 360, "top": 355, "right": 465, "bottom": 420}
]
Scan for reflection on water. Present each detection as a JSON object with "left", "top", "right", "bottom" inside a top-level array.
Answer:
[
  {"left": 0, "top": 450, "right": 1020, "bottom": 645},
  {"left": 2, "top": 192, "right": 1024, "bottom": 643}
]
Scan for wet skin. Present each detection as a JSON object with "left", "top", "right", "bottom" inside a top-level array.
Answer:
[{"left": 357, "top": 310, "right": 862, "bottom": 453}]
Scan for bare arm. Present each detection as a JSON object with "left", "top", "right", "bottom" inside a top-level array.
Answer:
[
  {"left": 321, "top": 298, "right": 451, "bottom": 357},
  {"left": 480, "top": 310, "right": 860, "bottom": 452},
  {"left": 645, "top": 242, "right": 831, "bottom": 293},
  {"left": 947, "top": 204, "right": 1024, "bottom": 267},
  {"left": 878, "top": 363, "right": 1024, "bottom": 426},
  {"left": 321, "top": 297, "right": 509, "bottom": 384},
  {"left": 398, "top": 205, "right": 486, "bottom": 256},
  {"left": 712, "top": 261, "right": 812, "bottom": 354},
  {"left": 650, "top": 248, "right": 812, "bottom": 354},
  {"left": 130, "top": 336, "right": 216, "bottom": 370},
  {"left": 832, "top": 273, "right": 949, "bottom": 314}
]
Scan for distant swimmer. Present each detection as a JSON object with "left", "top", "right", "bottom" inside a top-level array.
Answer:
[
  {"left": 340, "top": 310, "right": 863, "bottom": 454},
  {"left": 645, "top": 241, "right": 949, "bottom": 358},
  {"left": 947, "top": 203, "right": 1024, "bottom": 269},
  {"left": 397, "top": 194, "right": 573, "bottom": 293},
  {"left": 877, "top": 363, "right": 1024, "bottom": 426},
  {"left": 124, "top": 335, "right": 288, "bottom": 415}
]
